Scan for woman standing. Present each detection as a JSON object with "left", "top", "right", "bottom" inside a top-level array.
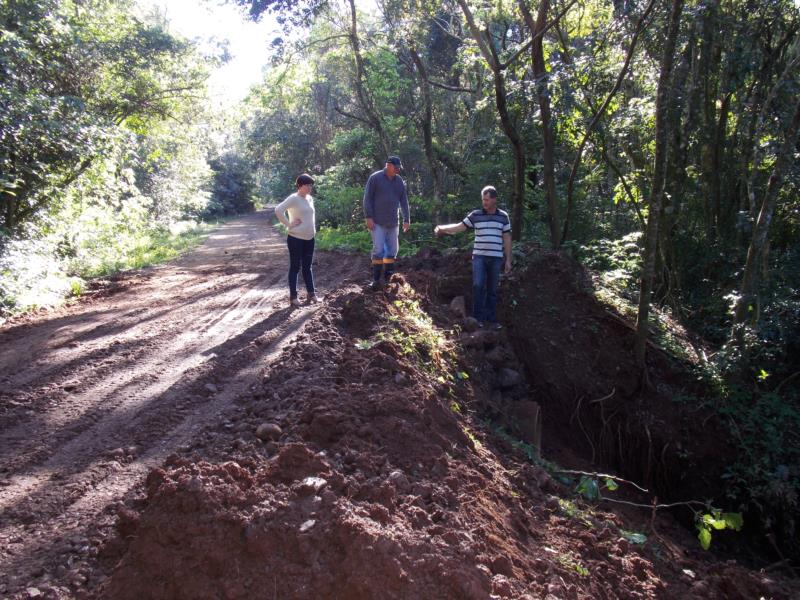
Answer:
[{"left": 274, "top": 174, "right": 318, "bottom": 307}]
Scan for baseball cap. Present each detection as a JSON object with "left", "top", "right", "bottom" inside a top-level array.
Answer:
[{"left": 386, "top": 156, "right": 403, "bottom": 169}]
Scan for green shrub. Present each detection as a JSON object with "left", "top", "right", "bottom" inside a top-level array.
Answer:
[
  {"left": 314, "top": 185, "right": 363, "bottom": 228},
  {"left": 716, "top": 385, "right": 800, "bottom": 546},
  {"left": 575, "top": 232, "right": 642, "bottom": 297},
  {"left": 314, "top": 226, "right": 371, "bottom": 253}
]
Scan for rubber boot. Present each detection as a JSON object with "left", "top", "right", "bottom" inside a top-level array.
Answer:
[
  {"left": 370, "top": 263, "right": 384, "bottom": 289},
  {"left": 384, "top": 262, "right": 395, "bottom": 282}
]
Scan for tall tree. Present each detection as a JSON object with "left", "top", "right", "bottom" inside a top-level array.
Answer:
[
  {"left": 0, "top": 0, "right": 207, "bottom": 236},
  {"left": 455, "top": 0, "right": 526, "bottom": 241},
  {"left": 634, "top": 0, "right": 684, "bottom": 368},
  {"left": 732, "top": 72, "right": 800, "bottom": 359},
  {"left": 559, "top": 0, "right": 657, "bottom": 245},
  {"left": 341, "top": 0, "right": 391, "bottom": 157},
  {"left": 518, "top": 0, "right": 559, "bottom": 248}
]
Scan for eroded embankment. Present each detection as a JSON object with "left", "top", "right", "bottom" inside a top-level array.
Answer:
[
  {"left": 424, "top": 248, "right": 794, "bottom": 567},
  {"left": 490, "top": 254, "right": 734, "bottom": 509},
  {"left": 98, "top": 275, "right": 793, "bottom": 599}
]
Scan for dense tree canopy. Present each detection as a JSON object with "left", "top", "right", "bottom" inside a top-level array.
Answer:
[
  {"left": 0, "top": 0, "right": 213, "bottom": 236},
  {"left": 0, "top": 0, "right": 253, "bottom": 311}
]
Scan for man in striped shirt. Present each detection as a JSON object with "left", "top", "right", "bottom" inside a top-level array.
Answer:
[{"left": 434, "top": 186, "right": 512, "bottom": 329}]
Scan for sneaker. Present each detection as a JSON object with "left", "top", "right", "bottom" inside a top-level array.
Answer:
[
  {"left": 487, "top": 322, "right": 503, "bottom": 331},
  {"left": 306, "top": 294, "right": 320, "bottom": 304},
  {"left": 290, "top": 297, "right": 301, "bottom": 307}
]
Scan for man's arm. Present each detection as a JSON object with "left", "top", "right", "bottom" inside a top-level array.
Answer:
[
  {"left": 434, "top": 223, "right": 468, "bottom": 236},
  {"left": 503, "top": 231, "right": 512, "bottom": 273},
  {"left": 363, "top": 174, "right": 375, "bottom": 230},
  {"left": 400, "top": 180, "right": 410, "bottom": 232}
]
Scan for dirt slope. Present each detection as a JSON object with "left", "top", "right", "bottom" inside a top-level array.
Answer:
[
  {"left": 0, "top": 211, "right": 363, "bottom": 598},
  {"left": 98, "top": 275, "right": 794, "bottom": 599},
  {"left": 1, "top": 221, "right": 797, "bottom": 599}
]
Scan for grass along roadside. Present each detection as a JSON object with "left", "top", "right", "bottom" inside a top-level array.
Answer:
[{"left": 0, "top": 219, "right": 224, "bottom": 324}]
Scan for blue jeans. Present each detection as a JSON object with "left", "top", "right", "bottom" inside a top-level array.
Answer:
[
  {"left": 370, "top": 223, "right": 399, "bottom": 262},
  {"left": 287, "top": 235, "right": 315, "bottom": 298},
  {"left": 472, "top": 255, "right": 503, "bottom": 323}
]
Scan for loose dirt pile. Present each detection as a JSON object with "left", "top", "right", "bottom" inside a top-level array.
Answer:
[
  {"left": 98, "top": 273, "right": 796, "bottom": 599},
  {"left": 0, "top": 212, "right": 363, "bottom": 599}
]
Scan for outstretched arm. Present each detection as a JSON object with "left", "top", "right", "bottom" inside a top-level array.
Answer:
[{"left": 434, "top": 223, "right": 468, "bottom": 236}]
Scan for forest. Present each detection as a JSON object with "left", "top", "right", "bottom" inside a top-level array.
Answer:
[{"left": 2, "top": 0, "right": 799, "bottom": 574}]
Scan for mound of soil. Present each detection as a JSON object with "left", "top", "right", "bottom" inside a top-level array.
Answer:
[
  {"left": 422, "top": 247, "right": 800, "bottom": 566},
  {"left": 99, "top": 275, "right": 795, "bottom": 599}
]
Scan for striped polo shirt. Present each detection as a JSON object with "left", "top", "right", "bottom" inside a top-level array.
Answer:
[{"left": 462, "top": 209, "right": 512, "bottom": 258}]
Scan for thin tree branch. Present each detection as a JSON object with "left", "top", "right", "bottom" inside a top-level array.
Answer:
[
  {"left": 562, "top": 0, "right": 659, "bottom": 243},
  {"left": 553, "top": 469, "right": 650, "bottom": 493},
  {"left": 332, "top": 102, "right": 373, "bottom": 126},
  {"left": 431, "top": 15, "right": 465, "bottom": 44},
  {"left": 600, "top": 143, "right": 646, "bottom": 228},
  {"left": 427, "top": 79, "right": 477, "bottom": 93},
  {"left": 499, "top": 0, "right": 580, "bottom": 69}
]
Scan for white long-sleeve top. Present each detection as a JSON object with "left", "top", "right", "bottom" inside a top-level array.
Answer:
[{"left": 274, "top": 193, "right": 316, "bottom": 240}]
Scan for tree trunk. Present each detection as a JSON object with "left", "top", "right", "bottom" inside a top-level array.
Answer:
[
  {"left": 659, "top": 32, "right": 695, "bottom": 300},
  {"left": 732, "top": 96, "right": 800, "bottom": 341},
  {"left": 456, "top": 0, "right": 525, "bottom": 240},
  {"left": 561, "top": 0, "right": 657, "bottom": 244},
  {"left": 2, "top": 191, "right": 18, "bottom": 235},
  {"left": 744, "top": 47, "right": 800, "bottom": 222},
  {"left": 345, "top": 0, "right": 390, "bottom": 158},
  {"left": 634, "top": 0, "right": 684, "bottom": 369},
  {"left": 519, "top": 0, "right": 560, "bottom": 248},
  {"left": 492, "top": 70, "right": 526, "bottom": 240},
  {"left": 698, "top": 0, "right": 721, "bottom": 241},
  {"left": 712, "top": 92, "right": 732, "bottom": 232},
  {"left": 409, "top": 46, "right": 443, "bottom": 207}
]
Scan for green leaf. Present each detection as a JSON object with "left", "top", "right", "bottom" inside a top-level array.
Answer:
[
  {"left": 722, "top": 513, "right": 743, "bottom": 531},
  {"left": 574, "top": 563, "right": 589, "bottom": 576},
  {"left": 576, "top": 476, "right": 600, "bottom": 500},
  {"left": 698, "top": 527, "right": 712, "bottom": 550},
  {"left": 702, "top": 514, "right": 727, "bottom": 530},
  {"left": 604, "top": 477, "right": 619, "bottom": 491}
]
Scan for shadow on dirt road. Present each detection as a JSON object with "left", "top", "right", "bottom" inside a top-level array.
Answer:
[{"left": 0, "top": 210, "right": 365, "bottom": 597}]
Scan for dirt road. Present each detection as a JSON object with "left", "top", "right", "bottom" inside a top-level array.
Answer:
[{"left": 0, "top": 211, "right": 363, "bottom": 597}]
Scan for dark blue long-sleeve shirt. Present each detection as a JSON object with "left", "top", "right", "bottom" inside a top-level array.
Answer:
[{"left": 363, "top": 169, "right": 410, "bottom": 227}]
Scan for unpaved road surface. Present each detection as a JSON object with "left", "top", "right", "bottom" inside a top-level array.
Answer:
[{"left": 0, "top": 211, "right": 363, "bottom": 597}]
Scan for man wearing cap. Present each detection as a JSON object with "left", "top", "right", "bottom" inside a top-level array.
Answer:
[{"left": 363, "top": 156, "right": 411, "bottom": 289}]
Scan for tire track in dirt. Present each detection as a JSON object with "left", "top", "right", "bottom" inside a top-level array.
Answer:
[
  {"left": 0, "top": 210, "right": 366, "bottom": 597},
  {"left": 0, "top": 279, "right": 286, "bottom": 470}
]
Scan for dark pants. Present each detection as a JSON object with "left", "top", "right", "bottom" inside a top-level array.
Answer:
[
  {"left": 287, "top": 235, "right": 315, "bottom": 298},
  {"left": 472, "top": 255, "right": 503, "bottom": 323}
]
